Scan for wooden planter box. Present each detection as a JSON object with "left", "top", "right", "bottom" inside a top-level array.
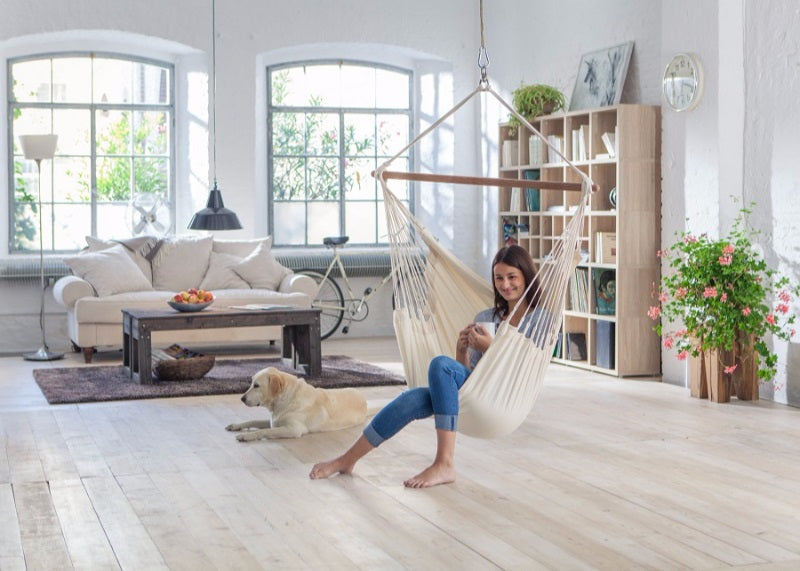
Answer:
[{"left": 688, "top": 334, "right": 759, "bottom": 403}]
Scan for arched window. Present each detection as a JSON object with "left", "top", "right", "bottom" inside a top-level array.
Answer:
[
  {"left": 8, "top": 53, "right": 174, "bottom": 252},
  {"left": 267, "top": 61, "right": 412, "bottom": 247}
]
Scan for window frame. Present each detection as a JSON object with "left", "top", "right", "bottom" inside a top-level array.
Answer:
[
  {"left": 266, "top": 59, "right": 414, "bottom": 248},
  {"left": 7, "top": 51, "right": 176, "bottom": 254}
]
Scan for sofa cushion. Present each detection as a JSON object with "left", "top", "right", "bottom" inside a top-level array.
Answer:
[
  {"left": 85, "top": 235, "right": 157, "bottom": 282},
  {"left": 64, "top": 244, "right": 153, "bottom": 297},
  {"left": 151, "top": 236, "right": 213, "bottom": 291},
  {"left": 233, "top": 242, "right": 292, "bottom": 290},
  {"left": 199, "top": 252, "right": 251, "bottom": 290},
  {"left": 212, "top": 236, "right": 272, "bottom": 258}
]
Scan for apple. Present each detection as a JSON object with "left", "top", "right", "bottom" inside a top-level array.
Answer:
[
  {"left": 204, "top": 292, "right": 214, "bottom": 301},
  {"left": 173, "top": 294, "right": 183, "bottom": 302}
]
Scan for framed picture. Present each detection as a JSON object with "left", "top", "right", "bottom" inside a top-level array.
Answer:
[{"left": 569, "top": 42, "right": 634, "bottom": 111}]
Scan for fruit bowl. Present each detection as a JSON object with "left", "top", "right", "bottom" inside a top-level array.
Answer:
[
  {"left": 167, "top": 299, "right": 214, "bottom": 312},
  {"left": 168, "top": 289, "right": 214, "bottom": 312}
]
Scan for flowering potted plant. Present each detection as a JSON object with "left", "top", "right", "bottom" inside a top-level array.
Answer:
[{"left": 649, "top": 205, "right": 798, "bottom": 401}]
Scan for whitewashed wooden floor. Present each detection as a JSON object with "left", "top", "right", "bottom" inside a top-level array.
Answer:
[{"left": 1, "top": 336, "right": 799, "bottom": 570}]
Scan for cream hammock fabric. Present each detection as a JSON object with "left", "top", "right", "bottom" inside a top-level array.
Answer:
[{"left": 376, "top": 84, "right": 593, "bottom": 439}]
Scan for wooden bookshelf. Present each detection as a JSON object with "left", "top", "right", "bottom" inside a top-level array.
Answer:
[{"left": 498, "top": 104, "right": 661, "bottom": 377}]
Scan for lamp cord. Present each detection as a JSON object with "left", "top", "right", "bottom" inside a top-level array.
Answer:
[{"left": 211, "top": 0, "right": 218, "bottom": 188}]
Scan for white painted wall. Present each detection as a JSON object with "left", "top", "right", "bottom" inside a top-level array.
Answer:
[{"left": 659, "top": 0, "right": 800, "bottom": 405}]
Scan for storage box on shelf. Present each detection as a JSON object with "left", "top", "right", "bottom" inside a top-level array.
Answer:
[{"left": 498, "top": 104, "right": 661, "bottom": 377}]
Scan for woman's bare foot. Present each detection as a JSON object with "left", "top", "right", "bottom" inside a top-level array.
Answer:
[
  {"left": 403, "top": 462, "right": 455, "bottom": 488},
  {"left": 309, "top": 456, "right": 353, "bottom": 479},
  {"left": 310, "top": 435, "right": 375, "bottom": 480}
]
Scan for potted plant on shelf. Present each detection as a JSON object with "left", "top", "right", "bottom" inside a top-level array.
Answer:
[
  {"left": 508, "top": 83, "right": 566, "bottom": 135},
  {"left": 648, "top": 204, "right": 799, "bottom": 402}
]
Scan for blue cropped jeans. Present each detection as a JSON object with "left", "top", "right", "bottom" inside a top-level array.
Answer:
[{"left": 363, "top": 355, "right": 471, "bottom": 447}]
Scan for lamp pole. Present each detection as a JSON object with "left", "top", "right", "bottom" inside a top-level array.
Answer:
[{"left": 19, "top": 134, "right": 63, "bottom": 361}]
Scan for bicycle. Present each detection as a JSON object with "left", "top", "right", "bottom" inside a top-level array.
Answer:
[{"left": 297, "top": 236, "right": 395, "bottom": 340}]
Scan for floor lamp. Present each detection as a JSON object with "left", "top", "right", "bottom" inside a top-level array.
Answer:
[{"left": 19, "top": 134, "right": 63, "bottom": 361}]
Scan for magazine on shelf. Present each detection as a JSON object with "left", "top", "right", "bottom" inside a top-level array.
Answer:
[{"left": 229, "top": 304, "right": 293, "bottom": 311}]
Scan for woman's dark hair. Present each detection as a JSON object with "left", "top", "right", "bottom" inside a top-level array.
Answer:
[{"left": 491, "top": 245, "right": 541, "bottom": 319}]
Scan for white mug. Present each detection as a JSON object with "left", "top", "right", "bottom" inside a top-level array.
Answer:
[{"left": 476, "top": 321, "right": 496, "bottom": 338}]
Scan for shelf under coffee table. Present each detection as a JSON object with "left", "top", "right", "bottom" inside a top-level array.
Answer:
[{"left": 122, "top": 307, "right": 321, "bottom": 384}]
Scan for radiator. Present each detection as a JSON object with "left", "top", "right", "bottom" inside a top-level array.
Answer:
[
  {"left": 0, "top": 259, "right": 71, "bottom": 283},
  {"left": 276, "top": 251, "right": 392, "bottom": 278}
]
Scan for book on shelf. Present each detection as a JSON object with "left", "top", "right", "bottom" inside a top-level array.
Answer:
[
  {"left": 523, "top": 169, "right": 540, "bottom": 211},
  {"left": 571, "top": 125, "right": 588, "bottom": 161},
  {"left": 601, "top": 131, "right": 616, "bottom": 158},
  {"left": 592, "top": 268, "right": 616, "bottom": 315},
  {"left": 595, "top": 320, "right": 615, "bottom": 369},
  {"left": 528, "top": 135, "right": 545, "bottom": 165},
  {"left": 595, "top": 231, "right": 617, "bottom": 263},
  {"left": 509, "top": 188, "right": 524, "bottom": 211},
  {"left": 502, "top": 140, "right": 519, "bottom": 167},
  {"left": 546, "top": 135, "right": 563, "bottom": 163},
  {"left": 568, "top": 267, "right": 589, "bottom": 312},
  {"left": 578, "top": 124, "right": 589, "bottom": 161}
]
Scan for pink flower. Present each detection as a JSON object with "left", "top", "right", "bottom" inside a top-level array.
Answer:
[
  {"left": 722, "top": 244, "right": 735, "bottom": 255},
  {"left": 663, "top": 336, "right": 674, "bottom": 349},
  {"left": 791, "top": 329, "right": 797, "bottom": 337},
  {"left": 779, "top": 290, "right": 791, "bottom": 303},
  {"left": 720, "top": 293, "right": 728, "bottom": 302},
  {"left": 677, "top": 350, "right": 688, "bottom": 361},
  {"left": 675, "top": 329, "right": 688, "bottom": 337},
  {"left": 648, "top": 306, "right": 661, "bottom": 320},
  {"left": 724, "top": 364, "right": 738, "bottom": 374},
  {"left": 659, "top": 291, "right": 668, "bottom": 303},
  {"left": 776, "top": 303, "right": 789, "bottom": 314},
  {"left": 703, "top": 287, "right": 717, "bottom": 298},
  {"left": 741, "top": 307, "right": 752, "bottom": 316},
  {"left": 676, "top": 287, "right": 688, "bottom": 299},
  {"left": 718, "top": 254, "right": 732, "bottom": 266},
  {"left": 656, "top": 249, "right": 663, "bottom": 258},
  {"left": 766, "top": 313, "right": 776, "bottom": 325},
  {"left": 684, "top": 235, "right": 698, "bottom": 244}
]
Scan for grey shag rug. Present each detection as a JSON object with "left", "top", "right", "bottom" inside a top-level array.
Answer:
[{"left": 33, "top": 355, "right": 405, "bottom": 404}]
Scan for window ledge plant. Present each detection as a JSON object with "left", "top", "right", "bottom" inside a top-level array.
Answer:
[{"left": 649, "top": 204, "right": 799, "bottom": 387}]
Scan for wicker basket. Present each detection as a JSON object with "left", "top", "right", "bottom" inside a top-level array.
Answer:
[{"left": 152, "top": 344, "right": 215, "bottom": 381}]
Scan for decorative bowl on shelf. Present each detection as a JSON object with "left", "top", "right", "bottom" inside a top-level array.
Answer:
[{"left": 167, "top": 299, "right": 214, "bottom": 312}]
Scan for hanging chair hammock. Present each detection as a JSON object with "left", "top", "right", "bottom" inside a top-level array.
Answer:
[{"left": 374, "top": 73, "right": 594, "bottom": 439}]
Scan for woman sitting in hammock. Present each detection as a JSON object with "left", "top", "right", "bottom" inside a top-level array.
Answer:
[{"left": 310, "top": 244, "right": 541, "bottom": 488}]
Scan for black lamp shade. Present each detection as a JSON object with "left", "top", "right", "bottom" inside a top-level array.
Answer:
[{"left": 188, "top": 184, "right": 242, "bottom": 230}]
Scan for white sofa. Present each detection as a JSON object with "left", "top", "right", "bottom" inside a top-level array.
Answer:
[{"left": 53, "top": 235, "right": 315, "bottom": 362}]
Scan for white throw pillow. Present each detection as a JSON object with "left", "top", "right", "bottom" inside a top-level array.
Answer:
[
  {"left": 150, "top": 236, "right": 214, "bottom": 291},
  {"left": 233, "top": 242, "right": 292, "bottom": 290},
  {"left": 85, "top": 235, "right": 156, "bottom": 282},
  {"left": 199, "top": 252, "right": 251, "bottom": 290},
  {"left": 64, "top": 244, "right": 153, "bottom": 297},
  {"left": 212, "top": 236, "right": 272, "bottom": 258}
]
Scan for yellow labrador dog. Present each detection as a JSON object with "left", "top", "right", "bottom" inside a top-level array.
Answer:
[{"left": 226, "top": 367, "right": 367, "bottom": 441}]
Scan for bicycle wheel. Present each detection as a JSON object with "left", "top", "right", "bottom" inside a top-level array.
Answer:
[{"left": 296, "top": 269, "right": 345, "bottom": 340}]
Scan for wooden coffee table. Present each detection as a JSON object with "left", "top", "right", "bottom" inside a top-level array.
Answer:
[{"left": 121, "top": 307, "right": 321, "bottom": 384}]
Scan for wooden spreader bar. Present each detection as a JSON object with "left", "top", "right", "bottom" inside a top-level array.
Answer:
[{"left": 374, "top": 169, "right": 596, "bottom": 192}]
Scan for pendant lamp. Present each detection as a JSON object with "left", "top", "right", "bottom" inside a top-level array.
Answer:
[{"left": 188, "top": 0, "right": 242, "bottom": 230}]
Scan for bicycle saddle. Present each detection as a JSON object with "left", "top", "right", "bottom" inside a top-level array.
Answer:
[{"left": 323, "top": 236, "right": 349, "bottom": 247}]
